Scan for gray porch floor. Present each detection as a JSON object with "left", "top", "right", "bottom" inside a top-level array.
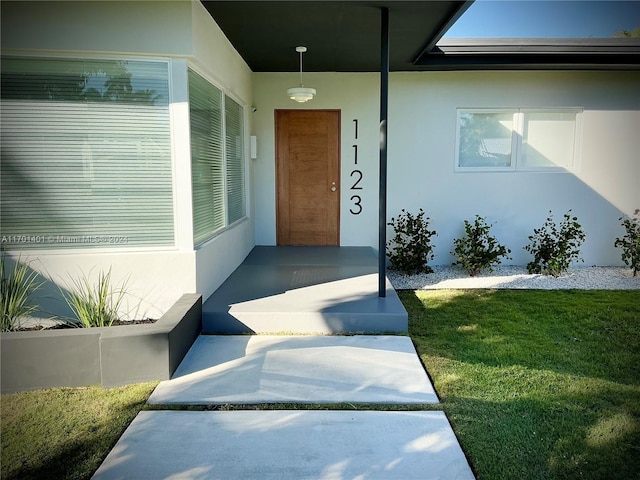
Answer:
[{"left": 202, "top": 246, "right": 408, "bottom": 334}]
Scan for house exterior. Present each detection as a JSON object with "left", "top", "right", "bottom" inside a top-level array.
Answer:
[{"left": 1, "top": 1, "right": 638, "bottom": 320}]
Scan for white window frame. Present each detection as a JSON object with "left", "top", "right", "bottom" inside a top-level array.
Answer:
[
  {"left": 0, "top": 54, "right": 178, "bottom": 254},
  {"left": 455, "top": 109, "right": 518, "bottom": 172},
  {"left": 455, "top": 108, "right": 583, "bottom": 173},
  {"left": 187, "top": 64, "right": 248, "bottom": 247},
  {"left": 224, "top": 94, "right": 246, "bottom": 226}
]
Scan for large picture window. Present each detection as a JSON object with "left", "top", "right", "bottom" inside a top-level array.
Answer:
[
  {"left": 188, "top": 69, "right": 246, "bottom": 246},
  {"left": 0, "top": 56, "right": 174, "bottom": 249},
  {"left": 455, "top": 108, "right": 582, "bottom": 172}
]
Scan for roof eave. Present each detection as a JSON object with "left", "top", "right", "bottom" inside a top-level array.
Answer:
[{"left": 415, "top": 38, "right": 640, "bottom": 71}]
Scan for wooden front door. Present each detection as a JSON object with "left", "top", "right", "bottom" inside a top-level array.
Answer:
[{"left": 276, "top": 110, "right": 340, "bottom": 245}]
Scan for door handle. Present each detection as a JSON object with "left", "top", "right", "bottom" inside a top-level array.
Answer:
[{"left": 330, "top": 182, "right": 337, "bottom": 192}]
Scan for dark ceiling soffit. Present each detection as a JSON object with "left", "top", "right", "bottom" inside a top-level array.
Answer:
[
  {"left": 416, "top": 38, "right": 640, "bottom": 70},
  {"left": 202, "top": 1, "right": 471, "bottom": 72}
]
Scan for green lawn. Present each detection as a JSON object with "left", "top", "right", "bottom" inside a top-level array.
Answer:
[
  {"left": 1, "top": 382, "right": 157, "bottom": 480},
  {"left": 402, "top": 289, "right": 640, "bottom": 480},
  {"left": 2, "top": 289, "right": 638, "bottom": 480}
]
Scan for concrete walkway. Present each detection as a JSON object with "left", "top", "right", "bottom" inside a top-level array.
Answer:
[
  {"left": 93, "top": 335, "right": 475, "bottom": 479},
  {"left": 93, "top": 247, "right": 474, "bottom": 479},
  {"left": 147, "top": 335, "right": 438, "bottom": 405},
  {"left": 93, "top": 410, "right": 473, "bottom": 479}
]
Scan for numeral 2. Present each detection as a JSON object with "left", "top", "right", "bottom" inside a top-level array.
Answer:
[{"left": 350, "top": 170, "right": 363, "bottom": 190}]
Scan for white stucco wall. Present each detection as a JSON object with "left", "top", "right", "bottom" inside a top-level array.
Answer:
[
  {"left": 2, "top": 0, "right": 254, "bottom": 315},
  {"left": 189, "top": 0, "right": 255, "bottom": 301},
  {"left": 1, "top": 0, "right": 193, "bottom": 56},
  {"left": 252, "top": 70, "right": 640, "bottom": 267},
  {"left": 389, "top": 71, "right": 639, "bottom": 266},
  {"left": 190, "top": 1, "right": 252, "bottom": 106}
]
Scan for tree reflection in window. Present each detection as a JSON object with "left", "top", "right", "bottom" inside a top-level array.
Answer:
[
  {"left": 458, "top": 112, "right": 513, "bottom": 168},
  {"left": 1, "top": 58, "right": 164, "bottom": 105},
  {"left": 0, "top": 57, "right": 173, "bottom": 249}
]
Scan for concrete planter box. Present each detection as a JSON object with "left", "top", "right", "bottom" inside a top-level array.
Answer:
[{"left": 1, "top": 293, "right": 202, "bottom": 393}]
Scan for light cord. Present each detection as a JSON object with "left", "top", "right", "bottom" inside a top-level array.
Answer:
[{"left": 299, "top": 50, "right": 304, "bottom": 86}]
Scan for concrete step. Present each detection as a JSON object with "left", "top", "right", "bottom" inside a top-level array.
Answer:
[
  {"left": 202, "top": 271, "right": 407, "bottom": 334},
  {"left": 202, "top": 246, "right": 408, "bottom": 334}
]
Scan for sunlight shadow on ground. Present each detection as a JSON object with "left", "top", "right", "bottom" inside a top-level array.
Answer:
[
  {"left": 148, "top": 335, "right": 438, "bottom": 405},
  {"left": 92, "top": 410, "right": 475, "bottom": 480}
]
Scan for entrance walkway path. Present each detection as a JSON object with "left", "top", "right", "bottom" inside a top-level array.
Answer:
[
  {"left": 93, "top": 335, "right": 474, "bottom": 479},
  {"left": 93, "top": 410, "right": 472, "bottom": 479},
  {"left": 93, "top": 247, "right": 475, "bottom": 479},
  {"left": 147, "top": 335, "right": 439, "bottom": 405}
]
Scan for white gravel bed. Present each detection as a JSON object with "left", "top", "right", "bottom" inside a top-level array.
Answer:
[{"left": 388, "top": 265, "right": 640, "bottom": 290}]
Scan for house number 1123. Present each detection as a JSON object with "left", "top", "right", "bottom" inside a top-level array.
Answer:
[{"left": 350, "top": 119, "right": 363, "bottom": 215}]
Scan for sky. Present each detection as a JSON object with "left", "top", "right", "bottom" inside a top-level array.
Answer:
[{"left": 444, "top": 0, "right": 640, "bottom": 38}]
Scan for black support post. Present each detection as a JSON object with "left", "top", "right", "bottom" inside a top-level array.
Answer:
[{"left": 378, "top": 7, "right": 389, "bottom": 298}]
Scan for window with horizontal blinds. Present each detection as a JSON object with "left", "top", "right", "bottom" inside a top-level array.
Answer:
[
  {"left": 0, "top": 57, "right": 174, "bottom": 249},
  {"left": 189, "top": 70, "right": 225, "bottom": 245},
  {"left": 225, "top": 95, "right": 245, "bottom": 224}
]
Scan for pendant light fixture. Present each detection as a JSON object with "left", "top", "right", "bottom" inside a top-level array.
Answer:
[{"left": 287, "top": 46, "right": 316, "bottom": 103}]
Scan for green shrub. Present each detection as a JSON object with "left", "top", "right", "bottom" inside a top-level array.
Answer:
[
  {"left": 1, "top": 250, "right": 42, "bottom": 332},
  {"left": 387, "top": 209, "right": 437, "bottom": 274},
  {"left": 614, "top": 208, "right": 640, "bottom": 276},
  {"left": 524, "top": 210, "right": 586, "bottom": 277},
  {"left": 451, "top": 215, "right": 511, "bottom": 276},
  {"left": 61, "top": 268, "right": 129, "bottom": 327}
]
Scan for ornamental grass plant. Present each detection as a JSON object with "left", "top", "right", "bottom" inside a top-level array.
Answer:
[
  {"left": 1, "top": 250, "right": 42, "bottom": 332},
  {"left": 61, "top": 268, "right": 129, "bottom": 327}
]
